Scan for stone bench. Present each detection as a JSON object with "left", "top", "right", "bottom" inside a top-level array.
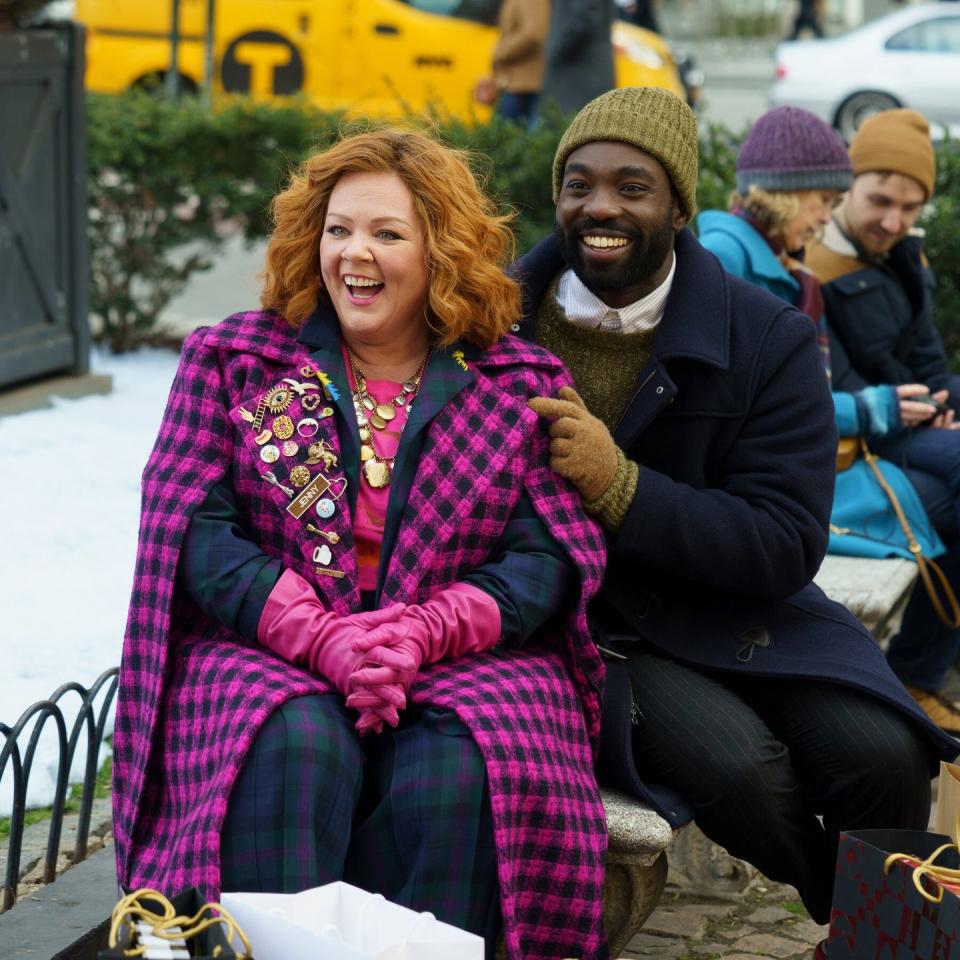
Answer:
[
  {"left": 813, "top": 554, "right": 918, "bottom": 643},
  {"left": 602, "top": 788, "right": 674, "bottom": 954}
]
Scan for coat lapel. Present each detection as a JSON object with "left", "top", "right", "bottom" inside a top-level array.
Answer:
[
  {"left": 611, "top": 360, "right": 677, "bottom": 450},
  {"left": 228, "top": 354, "right": 359, "bottom": 610},
  {"left": 381, "top": 344, "right": 532, "bottom": 600},
  {"left": 297, "top": 304, "right": 365, "bottom": 510}
]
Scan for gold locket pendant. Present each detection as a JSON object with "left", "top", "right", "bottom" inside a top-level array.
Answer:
[{"left": 363, "top": 459, "right": 391, "bottom": 488}]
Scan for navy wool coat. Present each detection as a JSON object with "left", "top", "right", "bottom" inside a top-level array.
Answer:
[{"left": 514, "top": 229, "right": 957, "bottom": 825}]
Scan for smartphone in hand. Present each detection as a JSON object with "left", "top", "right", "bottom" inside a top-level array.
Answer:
[{"left": 912, "top": 393, "right": 951, "bottom": 416}]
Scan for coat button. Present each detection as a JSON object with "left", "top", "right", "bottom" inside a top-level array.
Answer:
[
  {"left": 736, "top": 626, "right": 772, "bottom": 663},
  {"left": 656, "top": 386, "right": 664, "bottom": 395},
  {"left": 510, "top": 323, "right": 520, "bottom": 332}
]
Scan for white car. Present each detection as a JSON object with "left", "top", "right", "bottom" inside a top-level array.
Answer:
[{"left": 770, "top": 2, "right": 960, "bottom": 141}]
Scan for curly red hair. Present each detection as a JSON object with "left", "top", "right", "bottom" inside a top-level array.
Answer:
[{"left": 261, "top": 128, "right": 520, "bottom": 348}]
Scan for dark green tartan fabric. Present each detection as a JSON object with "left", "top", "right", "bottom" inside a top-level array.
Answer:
[{"left": 220, "top": 695, "right": 500, "bottom": 947}]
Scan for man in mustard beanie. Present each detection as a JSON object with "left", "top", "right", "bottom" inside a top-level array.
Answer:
[
  {"left": 808, "top": 109, "right": 949, "bottom": 394},
  {"left": 808, "top": 110, "right": 960, "bottom": 721},
  {"left": 517, "top": 87, "right": 953, "bottom": 936}
]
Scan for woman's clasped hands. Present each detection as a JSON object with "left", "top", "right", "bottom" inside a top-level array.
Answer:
[
  {"left": 257, "top": 568, "right": 501, "bottom": 736},
  {"left": 255, "top": 569, "right": 422, "bottom": 735},
  {"left": 347, "top": 607, "right": 425, "bottom": 736}
]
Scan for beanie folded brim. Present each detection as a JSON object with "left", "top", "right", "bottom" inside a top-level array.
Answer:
[{"left": 735, "top": 167, "right": 853, "bottom": 193}]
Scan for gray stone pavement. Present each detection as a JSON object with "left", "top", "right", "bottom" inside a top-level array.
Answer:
[
  {"left": 620, "top": 763, "right": 949, "bottom": 960},
  {"left": 2, "top": 797, "right": 114, "bottom": 907},
  {"left": 623, "top": 867, "right": 827, "bottom": 959}
]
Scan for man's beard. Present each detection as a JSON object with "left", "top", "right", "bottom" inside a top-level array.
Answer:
[{"left": 555, "top": 208, "right": 676, "bottom": 300}]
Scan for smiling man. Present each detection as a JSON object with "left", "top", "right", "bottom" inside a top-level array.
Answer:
[
  {"left": 808, "top": 109, "right": 960, "bottom": 407},
  {"left": 518, "top": 87, "right": 956, "bottom": 938}
]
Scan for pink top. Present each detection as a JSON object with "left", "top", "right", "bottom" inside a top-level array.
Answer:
[{"left": 344, "top": 356, "right": 411, "bottom": 591}]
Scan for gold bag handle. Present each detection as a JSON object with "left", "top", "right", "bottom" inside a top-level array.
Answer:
[
  {"left": 108, "top": 888, "right": 253, "bottom": 958},
  {"left": 884, "top": 812, "right": 960, "bottom": 904}
]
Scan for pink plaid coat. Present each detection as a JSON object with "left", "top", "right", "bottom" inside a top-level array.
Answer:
[{"left": 114, "top": 310, "right": 608, "bottom": 960}]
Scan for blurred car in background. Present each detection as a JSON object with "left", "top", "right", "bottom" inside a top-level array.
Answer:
[
  {"left": 769, "top": 2, "right": 960, "bottom": 141},
  {"left": 74, "top": 0, "right": 687, "bottom": 120}
]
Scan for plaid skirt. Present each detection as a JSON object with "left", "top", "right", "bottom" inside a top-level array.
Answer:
[{"left": 220, "top": 694, "right": 501, "bottom": 951}]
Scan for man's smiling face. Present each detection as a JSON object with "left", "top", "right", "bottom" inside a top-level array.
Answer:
[{"left": 554, "top": 140, "right": 688, "bottom": 307}]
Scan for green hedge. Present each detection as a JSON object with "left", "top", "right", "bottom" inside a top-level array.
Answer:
[
  {"left": 921, "top": 138, "right": 960, "bottom": 358},
  {"left": 86, "top": 93, "right": 959, "bottom": 360}
]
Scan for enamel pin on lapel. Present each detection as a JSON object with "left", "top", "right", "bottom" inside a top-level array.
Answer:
[
  {"left": 262, "top": 471, "right": 294, "bottom": 497},
  {"left": 306, "top": 523, "right": 340, "bottom": 544},
  {"left": 286, "top": 473, "right": 347, "bottom": 520},
  {"left": 300, "top": 365, "right": 340, "bottom": 402},
  {"left": 287, "top": 473, "right": 331, "bottom": 519}
]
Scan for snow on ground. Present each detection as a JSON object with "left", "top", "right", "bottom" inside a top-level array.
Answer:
[{"left": 1, "top": 346, "right": 182, "bottom": 816}]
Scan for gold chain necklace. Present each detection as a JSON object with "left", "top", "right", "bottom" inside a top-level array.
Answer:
[{"left": 347, "top": 348, "right": 430, "bottom": 489}]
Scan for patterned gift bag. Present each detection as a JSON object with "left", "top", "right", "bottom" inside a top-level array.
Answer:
[{"left": 828, "top": 829, "right": 960, "bottom": 959}]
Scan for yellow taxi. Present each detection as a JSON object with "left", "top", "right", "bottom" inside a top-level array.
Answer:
[{"left": 76, "top": 0, "right": 686, "bottom": 119}]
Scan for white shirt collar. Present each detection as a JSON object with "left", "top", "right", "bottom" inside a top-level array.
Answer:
[{"left": 556, "top": 253, "right": 676, "bottom": 333}]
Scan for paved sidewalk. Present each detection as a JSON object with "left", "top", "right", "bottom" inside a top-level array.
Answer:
[
  {"left": 624, "top": 868, "right": 826, "bottom": 959},
  {"left": 623, "top": 767, "right": 949, "bottom": 960}
]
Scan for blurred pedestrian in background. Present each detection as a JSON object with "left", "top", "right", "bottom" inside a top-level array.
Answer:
[
  {"left": 787, "top": 0, "right": 825, "bottom": 39},
  {"left": 539, "top": 0, "right": 615, "bottom": 116},
  {"left": 615, "top": 0, "right": 660, "bottom": 33},
  {"left": 477, "top": 0, "right": 550, "bottom": 126}
]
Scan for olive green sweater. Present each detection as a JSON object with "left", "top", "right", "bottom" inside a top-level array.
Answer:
[{"left": 536, "top": 281, "right": 655, "bottom": 531}]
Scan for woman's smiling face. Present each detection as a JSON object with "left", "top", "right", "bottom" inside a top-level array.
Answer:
[{"left": 319, "top": 170, "right": 430, "bottom": 349}]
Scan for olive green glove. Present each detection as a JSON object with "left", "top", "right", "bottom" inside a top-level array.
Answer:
[{"left": 529, "top": 386, "right": 620, "bottom": 503}]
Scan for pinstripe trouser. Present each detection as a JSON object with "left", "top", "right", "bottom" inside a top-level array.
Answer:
[
  {"left": 219, "top": 694, "right": 501, "bottom": 949},
  {"left": 625, "top": 649, "right": 933, "bottom": 924}
]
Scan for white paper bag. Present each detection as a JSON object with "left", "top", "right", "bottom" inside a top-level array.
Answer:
[{"left": 221, "top": 882, "right": 484, "bottom": 960}]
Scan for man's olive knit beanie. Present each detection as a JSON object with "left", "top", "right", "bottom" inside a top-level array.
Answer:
[{"left": 552, "top": 86, "right": 699, "bottom": 216}]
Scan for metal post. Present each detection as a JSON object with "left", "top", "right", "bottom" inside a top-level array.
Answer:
[
  {"left": 203, "top": 0, "right": 216, "bottom": 107},
  {"left": 165, "top": 0, "right": 181, "bottom": 99}
]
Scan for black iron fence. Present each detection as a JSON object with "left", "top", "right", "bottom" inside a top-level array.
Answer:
[{"left": 1, "top": 667, "right": 119, "bottom": 913}]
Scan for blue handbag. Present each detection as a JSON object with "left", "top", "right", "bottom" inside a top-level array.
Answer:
[
  {"left": 829, "top": 439, "right": 960, "bottom": 628},
  {"left": 829, "top": 454, "right": 944, "bottom": 561}
]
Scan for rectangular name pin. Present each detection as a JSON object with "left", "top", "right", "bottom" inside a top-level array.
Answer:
[{"left": 286, "top": 473, "right": 330, "bottom": 519}]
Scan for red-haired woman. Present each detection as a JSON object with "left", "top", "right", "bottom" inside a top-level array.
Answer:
[{"left": 114, "top": 129, "right": 608, "bottom": 960}]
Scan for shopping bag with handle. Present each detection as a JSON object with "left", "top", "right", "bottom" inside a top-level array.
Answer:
[
  {"left": 827, "top": 828, "right": 960, "bottom": 958},
  {"left": 99, "top": 887, "right": 251, "bottom": 959},
  {"left": 220, "top": 881, "right": 484, "bottom": 960}
]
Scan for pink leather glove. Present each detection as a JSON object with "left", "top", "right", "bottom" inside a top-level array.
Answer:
[
  {"left": 351, "top": 582, "right": 502, "bottom": 692},
  {"left": 258, "top": 569, "right": 415, "bottom": 732}
]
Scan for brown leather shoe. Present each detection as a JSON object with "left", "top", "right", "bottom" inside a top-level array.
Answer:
[{"left": 907, "top": 685, "right": 960, "bottom": 735}]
